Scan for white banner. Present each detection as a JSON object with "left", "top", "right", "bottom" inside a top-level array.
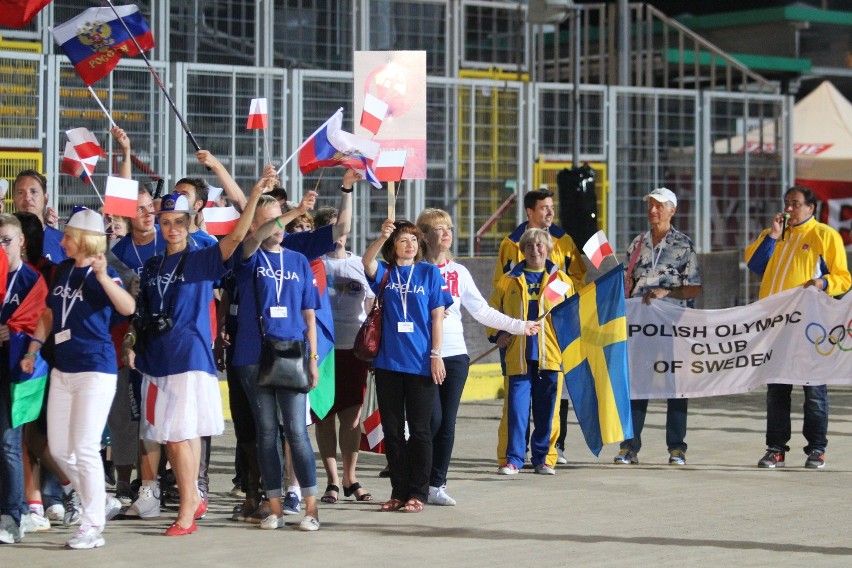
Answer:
[{"left": 626, "top": 287, "right": 852, "bottom": 398}]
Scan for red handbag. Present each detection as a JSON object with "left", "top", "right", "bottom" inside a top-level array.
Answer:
[{"left": 353, "top": 270, "right": 390, "bottom": 363}]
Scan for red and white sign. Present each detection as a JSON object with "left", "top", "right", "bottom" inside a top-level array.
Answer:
[
  {"left": 103, "top": 176, "right": 139, "bottom": 217},
  {"left": 204, "top": 206, "right": 240, "bottom": 235},
  {"left": 246, "top": 98, "right": 268, "bottom": 130},
  {"left": 373, "top": 150, "right": 407, "bottom": 182}
]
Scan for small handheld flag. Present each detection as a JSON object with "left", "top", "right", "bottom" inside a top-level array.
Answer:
[
  {"left": 360, "top": 93, "right": 389, "bottom": 135},
  {"left": 203, "top": 206, "right": 241, "bottom": 236},
  {"left": 104, "top": 176, "right": 139, "bottom": 217},
  {"left": 66, "top": 127, "right": 106, "bottom": 159},
  {"left": 246, "top": 98, "right": 269, "bottom": 130},
  {"left": 60, "top": 142, "right": 98, "bottom": 182},
  {"left": 543, "top": 277, "right": 571, "bottom": 305},
  {"left": 582, "top": 230, "right": 614, "bottom": 269},
  {"left": 373, "top": 150, "right": 407, "bottom": 183}
]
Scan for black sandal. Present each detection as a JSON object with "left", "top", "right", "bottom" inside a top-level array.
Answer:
[
  {"left": 320, "top": 484, "right": 339, "bottom": 504},
  {"left": 343, "top": 482, "right": 373, "bottom": 502}
]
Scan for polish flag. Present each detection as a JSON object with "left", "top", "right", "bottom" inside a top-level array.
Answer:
[
  {"left": 359, "top": 93, "right": 389, "bottom": 135},
  {"left": 66, "top": 127, "right": 106, "bottom": 159},
  {"left": 582, "top": 230, "right": 614, "bottom": 269},
  {"left": 246, "top": 98, "right": 268, "bottom": 129},
  {"left": 373, "top": 150, "right": 406, "bottom": 182},
  {"left": 204, "top": 206, "right": 240, "bottom": 235},
  {"left": 361, "top": 408, "right": 384, "bottom": 450},
  {"left": 543, "top": 274, "right": 571, "bottom": 304},
  {"left": 60, "top": 142, "right": 98, "bottom": 182},
  {"left": 206, "top": 186, "right": 223, "bottom": 208},
  {"left": 104, "top": 176, "right": 139, "bottom": 218}
]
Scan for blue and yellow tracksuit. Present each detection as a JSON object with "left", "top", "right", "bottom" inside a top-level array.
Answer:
[
  {"left": 745, "top": 216, "right": 851, "bottom": 299},
  {"left": 488, "top": 260, "right": 574, "bottom": 467}
]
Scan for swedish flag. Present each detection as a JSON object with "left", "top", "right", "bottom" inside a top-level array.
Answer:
[{"left": 551, "top": 264, "right": 633, "bottom": 456}]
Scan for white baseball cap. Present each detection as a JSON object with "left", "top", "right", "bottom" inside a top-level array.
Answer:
[
  {"left": 643, "top": 187, "right": 677, "bottom": 207},
  {"left": 66, "top": 207, "right": 106, "bottom": 234}
]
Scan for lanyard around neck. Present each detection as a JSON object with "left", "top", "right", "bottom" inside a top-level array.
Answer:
[
  {"left": 156, "top": 251, "right": 184, "bottom": 312},
  {"left": 647, "top": 231, "right": 666, "bottom": 271},
  {"left": 1, "top": 267, "right": 20, "bottom": 310},
  {"left": 132, "top": 231, "right": 157, "bottom": 269},
  {"left": 394, "top": 264, "right": 415, "bottom": 321},
  {"left": 260, "top": 248, "right": 284, "bottom": 306},
  {"left": 61, "top": 266, "right": 92, "bottom": 329}
]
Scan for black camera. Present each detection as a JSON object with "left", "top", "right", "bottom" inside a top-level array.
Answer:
[{"left": 140, "top": 313, "right": 174, "bottom": 336}]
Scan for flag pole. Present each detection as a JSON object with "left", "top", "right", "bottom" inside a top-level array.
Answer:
[
  {"left": 277, "top": 107, "right": 343, "bottom": 175},
  {"left": 105, "top": 0, "right": 202, "bottom": 152},
  {"left": 387, "top": 181, "right": 396, "bottom": 222},
  {"left": 86, "top": 87, "right": 117, "bottom": 129},
  {"left": 86, "top": 175, "right": 105, "bottom": 205},
  {"left": 262, "top": 129, "right": 271, "bottom": 169}
]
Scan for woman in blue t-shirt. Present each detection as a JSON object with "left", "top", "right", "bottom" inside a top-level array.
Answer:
[
  {"left": 233, "top": 194, "right": 322, "bottom": 531},
  {"left": 362, "top": 219, "right": 452, "bottom": 513},
  {"left": 125, "top": 177, "right": 266, "bottom": 537},
  {"left": 22, "top": 209, "right": 135, "bottom": 549}
]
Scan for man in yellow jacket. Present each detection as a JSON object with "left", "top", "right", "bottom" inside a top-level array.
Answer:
[
  {"left": 745, "top": 186, "right": 851, "bottom": 470},
  {"left": 488, "top": 229, "right": 574, "bottom": 475},
  {"left": 491, "top": 188, "right": 586, "bottom": 467}
]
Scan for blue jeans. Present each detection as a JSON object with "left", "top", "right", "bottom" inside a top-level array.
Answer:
[
  {"left": 0, "top": 377, "right": 24, "bottom": 523},
  {"left": 506, "top": 363, "right": 558, "bottom": 468},
  {"left": 620, "top": 398, "right": 688, "bottom": 454},
  {"left": 766, "top": 384, "right": 828, "bottom": 454},
  {"left": 235, "top": 364, "right": 317, "bottom": 499},
  {"left": 374, "top": 368, "right": 435, "bottom": 503},
  {"left": 430, "top": 354, "right": 469, "bottom": 488}
]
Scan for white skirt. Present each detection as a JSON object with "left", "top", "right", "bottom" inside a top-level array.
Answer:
[{"left": 140, "top": 371, "right": 224, "bottom": 443}]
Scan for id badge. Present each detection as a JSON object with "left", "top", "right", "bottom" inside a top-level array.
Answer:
[
  {"left": 397, "top": 321, "right": 414, "bottom": 333},
  {"left": 270, "top": 306, "right": 288, "bottom": 318},
  {"left": 229, "top": 303, "right": 239, "bottom": 316},
  {"left": 55, "top": 329, "right": 71, "bottom": 344}
]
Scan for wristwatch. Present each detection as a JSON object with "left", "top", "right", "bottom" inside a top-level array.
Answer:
[{"left": 340, "top": 185, "right": 354, "bottom": 193}]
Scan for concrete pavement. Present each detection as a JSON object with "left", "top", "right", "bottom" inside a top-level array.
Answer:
[{"left": 5, "top": 387, "right": 852, "bottom": 567}]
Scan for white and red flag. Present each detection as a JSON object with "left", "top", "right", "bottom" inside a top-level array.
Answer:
[
  {"left": 582, "top": 230, "right": 614, "bottom": 269},
  {"left": 204, "top": 206, "right": 240, "bottom": 235},
  {"left": 543, "top": 276, "right": 571, "bottom": 305},
  {"left": 60, "top": 141, "right": 98, "bottom": 182},
  {"left": 359, "top": 93, "right": 389, "bottom": 135},
  {"left": 66, "top": 127, "right": 106, "bottom": 160},
  {"left": 103, "top": 176, "right": 139, "bottom": 217},
  {"left": 373, "top": 150, "right": 406, "bottom": 182},
  {"left": 246, "top": 98, "right": 268, "bottom": 130},
  {"left": 205, "top": 186, "right": 223, "bottom": 208}
]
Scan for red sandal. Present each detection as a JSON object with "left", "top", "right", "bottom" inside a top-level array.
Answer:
[
  {"left": 400, "top": 498, "right": 424, "bottom": 513},
  {"left": 378, "top": 498, "right": 404, "bottom": 512}
]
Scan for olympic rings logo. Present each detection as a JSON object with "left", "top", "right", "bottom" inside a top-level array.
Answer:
[{"left": 805, "top": 319, "right": 852, "bottom": 356}]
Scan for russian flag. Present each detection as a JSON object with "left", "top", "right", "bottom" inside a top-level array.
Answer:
[
  {"left": 298, "top": 110, "right": 379, "bottom": 174},
  {"left": 373, "top": 150, "right": 407, "bottom": 182},
  {"left": 0, "top": 0, "right": 53, "bottom": 29},
  {"left": 51, "top": 4, "right": 155, "bottom": 86},
  {"left": 104, "top": 176, "right": 139, "bottom": 218},
  {"left": 582, "top": 230, "right": 614, "bottom": 269},
  {"left": 60, "top": 141, "right": 98, "bottom": 182},
  {"left": 246, "top": 98, "right": 268, "bottom": 130},
  {"left": 359, "top": 93, "right": 389, "bottom": 135},
  {"left": 66, "top": 127, "right": 106, "bottom": 160},
  {"left": 204, "top": 206, "right": 240, "bottom": 235}
]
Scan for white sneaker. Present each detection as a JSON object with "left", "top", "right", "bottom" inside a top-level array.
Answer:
[
  {"left": 105, "top": 496, "right": 122, "bottom": 521},
  {"left": 46, "top": 504, "right": 65, "bottom": 522},
  {"left": 20, "top": 512, "right": 50, "bottom": 534},
  {"left": 534, "top": 463, "right": 556, "bottom": 475},
  {"left": 298, "top": 515, "right": 320, "bottom": 532},
  {"left": 66, "top": 525, "right": 105, "bottom": 549},
  {"left": 0, "top": 514, "right": 21, "bottom": 544},
  {"left": 62, "top": 490, "right": 82, "bottom": 525},
  {"left": 428, "top": 486, "right": 457, "bottom": 506},
  {"left": 556, "top": 447, "right": 568, "bottom": 465},
  {"left": 259, "top": 514, "right": 284, "bottom": 530},
  {"left": 497, "top": 464, "right": 520, "bottom": 475},
  {"left": 124, "top": 485, "right": 160, "bottom": 519}
]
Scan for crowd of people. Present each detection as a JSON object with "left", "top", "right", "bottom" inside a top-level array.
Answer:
[{"left": 0, "top": 128, "right": 849, "bottom": 549}]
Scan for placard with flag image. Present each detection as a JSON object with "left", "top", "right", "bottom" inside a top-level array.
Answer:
[
  {"left": 8, "top": 331, "right": 49, "bottom": 428},
  {"left": 551, "top": 264, "right": 633, "bottom": 456},
  {"left": 104, "top": 176, "right": 139, "bottom": 217}
]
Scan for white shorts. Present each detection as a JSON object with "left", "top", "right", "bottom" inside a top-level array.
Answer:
[{"left": 140, "top": 371, "right": 224, "bottom": 443}]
